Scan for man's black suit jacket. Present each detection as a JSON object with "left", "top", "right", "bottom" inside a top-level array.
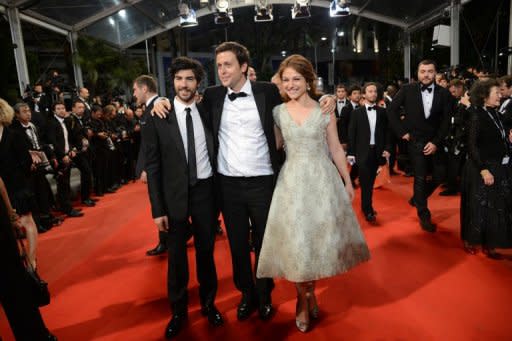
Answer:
[
  {"left": 348, "top": 106, "right": 391, "bottom": 163},
  {"left": 387, "top": 83, "right": 451, "bottom": 147},
  {"left": 45, "top": 116, "right": 71, "bottom": 161},
  {"left": 200, "top": 81, "right": 282, "bottom": 176},
  {"left": 338, "top": 102, "right": 358, "bottom": 144},
  {"left": 143, "top": 103, "right": 215, "bottom": 222},
  {"left": 499, "top": 97, "right": 512, "bottom": 132}
]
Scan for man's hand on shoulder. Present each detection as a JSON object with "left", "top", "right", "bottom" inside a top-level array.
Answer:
[{"left": 152, "top": 98, "right": 171, "bottom": 119}]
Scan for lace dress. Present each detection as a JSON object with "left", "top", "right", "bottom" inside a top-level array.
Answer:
[{"left": 257, "top": 104, "right": 370, "bottom": 282}]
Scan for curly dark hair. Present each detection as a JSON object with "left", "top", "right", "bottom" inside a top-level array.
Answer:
[
  {"left": 169, "top": 56, "right": 205, "bottom": 84},
  {"left": 469, "top": 79, "right": 499, "bottom": 107}
]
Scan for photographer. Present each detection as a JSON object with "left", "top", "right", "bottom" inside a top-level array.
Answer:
[{"left": 89, "top": 105, "right": 110, "bottom": 196}]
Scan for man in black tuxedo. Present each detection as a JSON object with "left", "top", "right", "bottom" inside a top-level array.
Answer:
[
  {"left": 348, "top": 82, "right": 391, "bottom": 223},
  {"left": 133, "top": 77, "right": 168, "bottom": 257},
  {"left": 68, "top": 100, "right": 95, "bottom": 207},
  {"left": 153, "top": 42, "right": 335, "bottom": 322},
  {"left": 45, "top": 102, "right": 83, "bottom": 218},
  {"left": 387, "top": 60, "right": 451, "bottom": 232},
  {"left": 140, "top": 62, "right": 223, "bottom": 339},
  {"left": 335, "top": 84, "right": 348, "bottom": 119},
  {"left": 338, "top": 85, "right": 361, "bottom": 147},
  {"left": 498, "top": 75, "right": 512, "bottom": 132},
  {"left": 77, "top": 87, "right": 92, "bottom": 120}
]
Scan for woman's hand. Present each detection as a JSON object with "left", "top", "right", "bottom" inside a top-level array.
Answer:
[
  {"left": 345, "top": 181, "right": 355, "bottom": 201},
  {"left": 481, "top": 169, "right": 494, "bottom": 186}
]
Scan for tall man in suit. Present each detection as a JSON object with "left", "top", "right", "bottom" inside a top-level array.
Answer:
[
  {"left": 139, "top": 62, "right": 223, "bottom": 339},
  {"left": 153, "top": 42, "right": 335, "bottom": 322},
  {"left": 45, "top": 101, "right": 83, "bottom": 218},
  {"left": 387, "top": 60, "right": 451, "bottom": 232},
  {"left": 133, "top": 76, "right": 168, "bottom": 257},
  {"left": 69, "top": 100, "right": 96, "bottom": 207},
  {"left": 348, "top": 82, "right": 391, "bottom": 223},
  {"left": 338, "top": 85, "right": 361, "bottom": 146}
]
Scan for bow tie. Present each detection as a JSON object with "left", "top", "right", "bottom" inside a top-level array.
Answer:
[
  {"left": 228, "top": 92, "right": 248, "bottom": 101},
  {"left": 367, "top": 106, "right": 376, "bottom": 111},
  {"left": 421, "top": 85, "right": 433, "bottom": 93},
  {"left": 338, "top": 100, "right": 344, "bottom": 104},
  {"left": 22, "top": 125, "right": 31, "bottom": 131}
]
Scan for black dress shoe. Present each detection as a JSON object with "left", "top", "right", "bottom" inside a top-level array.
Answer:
[
  {"left": 419, "top": 218, "right": 436, "bottom": 233},
  {"left": 237, "top": 295, "right": 257, "bottom": 321},
  {"left": 483, "top": 248, "right": 503, "bottom": 260},
  {"left": 37, "top": 225, "right": 50, "bottom": 233},
  {"left": 216, "top": 224, "right": 223, "bottom": 235},
  {"left": 66, "top": 209, "right": 84, "bottom": 218},
  {"left": 258, "top": 303, "right": 274, "bottom": 321},
  {"left": 439, "top": 189, "right": 458, "bottom": 196},
  {"left": 165, "top": 313, "right": 187, "bottom": 339},
  {"left": 365, "top": 213, "right": 376, "bottom": 223},
  {"left": 90, "top": 197, "right": 99, "bottom": 202},
  {"left": 463, "top": 242, "right": 478, "bottom": 255},
  {"left": 146, "top": 243, "right": 167, "bottom": 256},
  {"left": 201, "top": 305, "right": 224, "bottom": 326},
  {"left": 408, "top": 197, "right": 416, "bottom": 207},
  {"left": 81, "top": 199, "right": 96, "bottom": 207}
]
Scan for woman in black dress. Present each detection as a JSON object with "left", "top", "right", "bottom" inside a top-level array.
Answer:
[
  {"left": 461, "top": 79, "right": 512, "bottom": 259},
  {"left": 0, "top": 98, "right": 39, "bottom": 268}
]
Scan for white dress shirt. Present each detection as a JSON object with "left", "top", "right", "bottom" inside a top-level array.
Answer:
[
  {"left": 146, "top": 94, "right": 158, "bottom": 107},
  {"left": 173, "top": 98, "right": 213, "bottom": 180},
  {"left": 218, "top": 79, "right": 273, "bottom": 177},
  {"left": 54, "top": 114, "right": 70, "bottom": 154},
  {"left": 499, "top": 98, "right": 511, "bottom": 114},
  {"left": 365, "top": 103, "right": 377, "bottom": 145},
  {"left": 421, "top": 84, "right": 434, "bottom": 119}
]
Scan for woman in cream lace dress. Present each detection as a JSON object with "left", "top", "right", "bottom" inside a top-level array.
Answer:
[{"left": 257, "top": 55, "right": 370, "bottom": 332}]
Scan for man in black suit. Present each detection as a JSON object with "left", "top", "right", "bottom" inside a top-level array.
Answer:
[
  {"left": 348, "top": 82, "right": 391, "bottom": 223},
  {"left": 140, "top": 62, "right": 223, "bottom": 339},
  {"left": 338, "top": 85, "right": 361, "bottom": 147},
  {"left": 335, "top": 84, "right": 348, "bottom": 119},
  {"left": 153, "top": 42, "right": 335, "bottom": 322},
  {"left": 133, "top": 77, "right": 168, "bottom": 257},
  {"left": 69, "top": 100, "right": 95, "bottom": 207},
  {"left": 45, "top": 102, "right": 83, "bottom": 218},
  {"left": 498, "top": 75, "right": 512, "bottom": 132},
  {"left": 384, "top": 84, "right": 399, "bottom": 175},
  {"left": 77, "top": 87, "right": 92, "bottom": 120},
  {"left": 387, "top": 60, "right": 451, "bottom": 232}
]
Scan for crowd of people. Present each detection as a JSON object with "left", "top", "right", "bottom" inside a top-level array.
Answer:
[{"left": 1, "top": 40, "right": 512, "bottom": 340}]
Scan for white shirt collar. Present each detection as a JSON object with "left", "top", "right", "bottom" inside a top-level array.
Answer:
[
  {"left": 173, "top": 97, "right": 197, "bottom": 115},
  {"left": 146, "top": 94, "right": 158, "bottom": 107},
  {"left": 54, "top": 114, "right": 65, "bottom": 123},
  {"left": 227, "top": 78, "right": 253, "bottom": 96},
  {"left": 351, "top": 101, "right": 359, "bottom": 107}
]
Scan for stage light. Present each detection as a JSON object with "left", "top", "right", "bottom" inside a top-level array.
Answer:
[
  {"left": 330, "top": 0, "right": 350, "bottom": 17},
  {"left": 337, "top": 30, "right": 345, "bottom": 37},
  {"left": 178, "top": 2, "right": 198, "bottom": 27},
  {"left": 109, "top": 17, "right": 115, "bottom": 26},
  {"left": 291, "top": 0, "right": 310, "bottom": 20},
  {"left": 254, "top": 0, "right": 273, "bottom": 22},
  {"left": 118, "top": 9, "right": 127, "bottom": 19},
  {"left": 321, "top": 36, "right": 327, "bottom": 41},
  {"left": 215, "top": 0, "right": 233, "bottom": 24}
]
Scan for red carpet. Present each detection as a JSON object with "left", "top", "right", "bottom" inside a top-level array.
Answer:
[{"left": 2, "top": 177, "right": 512, "bottom": 340}]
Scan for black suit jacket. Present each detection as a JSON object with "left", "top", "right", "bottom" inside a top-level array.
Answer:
[
  {"left": 135, "top": 97, "right": 157, "bottom": 177},
  {"left": 201, "top": 81, "right": 282, "bottom": 176},
  {"left": 143, "top": 103, "right": 215, "bottom": 221},
  {"left": 387, "top": 83, "right": 451, "bottom": 146},
  {"left": 337, "top": 102, "right": 358, "bottom": 144},
  {"left": 348, "top": 106, "right": 391, "bottom": 163},
  {"left": 45, "top": 116, "right": 71, "bottom": 161},
  {"left": 499, "top": 97, "right": 512, "bottom": 132}
]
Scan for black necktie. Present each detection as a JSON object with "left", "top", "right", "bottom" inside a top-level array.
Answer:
[
  {"left": 367, "top": 106, "right": 376, "bottom": 111},
  {"left": 185, "top": 108, "right": 197, "bottom": 186},
  {"left": 228, "top": 92, "right": 248, "bottom": 101},
  {"left": 421, "top": 85, "right": 433, "bottom": 93}
]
